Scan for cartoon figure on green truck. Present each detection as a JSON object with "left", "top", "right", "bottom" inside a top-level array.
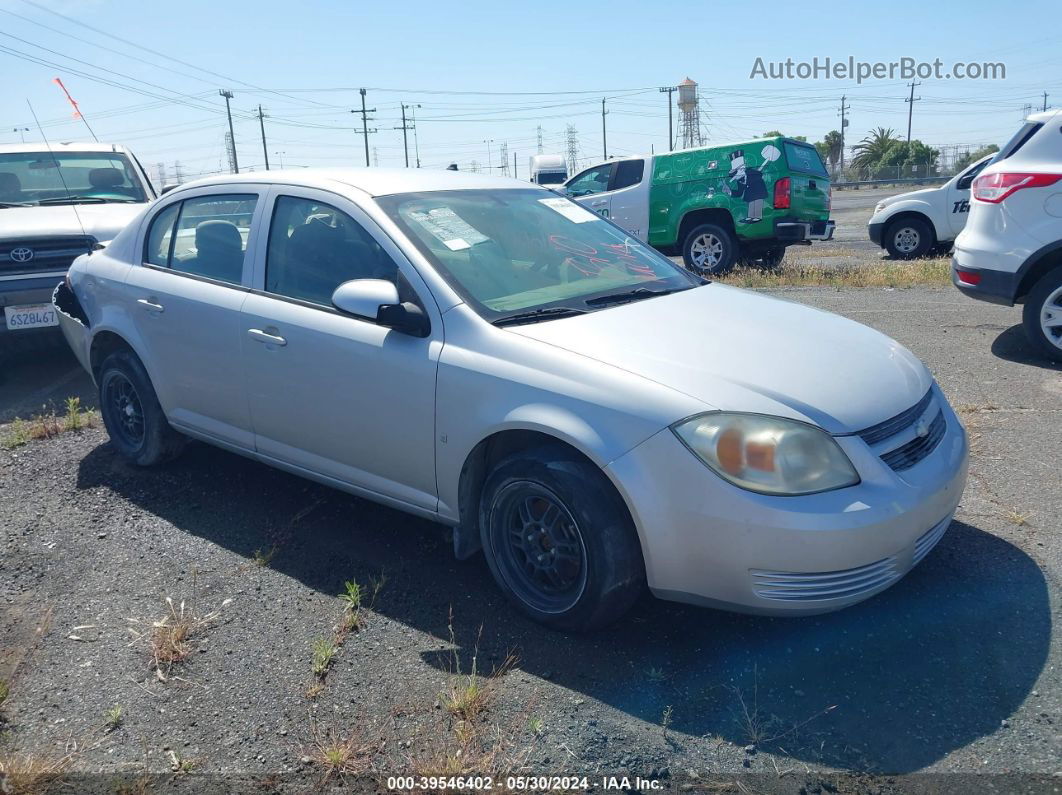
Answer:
[{"left": 563, "top": 136, "right": 833, "bottom": 275}]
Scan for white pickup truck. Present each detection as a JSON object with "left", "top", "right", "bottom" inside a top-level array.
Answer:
[
  {"left": 1, "top": 141, "right": 155, "bottom": 344},
  {"left": 867, "top": 154, "right": 993, "bottom": 259}
]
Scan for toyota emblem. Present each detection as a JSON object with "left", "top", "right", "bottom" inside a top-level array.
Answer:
[{"left": 10, "top": 247, "right": 34, "bottom": 263}]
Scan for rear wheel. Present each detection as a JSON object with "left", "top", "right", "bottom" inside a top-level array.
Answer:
[
  {"left": 1022, "top": 268, "right": 1062, "bottom": 362},
  {"left": 479, "top": 446, "right": 644, "bottom": 632},
  {"left": 884, "top": 217, "right": 934, "bottom": 259},
  {"left": 682, "top": 223, "right": 737, "bottom": 275},
  {"left": 98, "top": 350, "right": 186, "bottom": 466}
]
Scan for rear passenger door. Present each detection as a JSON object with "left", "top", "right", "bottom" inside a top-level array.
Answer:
[
  {"left": 240, "top": 187, "right": 441, "bottom": 511},
  {"left": 125, "top": 189, "right": 263, "bottom": 448}
]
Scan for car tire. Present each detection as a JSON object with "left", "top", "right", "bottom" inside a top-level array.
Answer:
[
  {"left": 884, "top": 217, "right": 934, "bottom": 259},
  {"left": 682, "top": 223, "right": 737, "bottom": 275},
  {"left": 479, "top": 445, "right": 645, "bottom": 632},
  {"left": 759, "top": 246, "right": 786, "bottom": 268},
  {"left": 98, "top": 349, "right": 186, "bottom": 466},
  {"left": 1022, "top": 268, "right": 1062, "bottom": 362}
]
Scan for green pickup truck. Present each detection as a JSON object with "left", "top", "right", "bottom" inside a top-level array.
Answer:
[{"left": 562, "top": 136, "right": 834, "bottom": 274}]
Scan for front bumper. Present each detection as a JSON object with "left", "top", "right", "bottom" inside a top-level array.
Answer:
[
  {"left": 868, "top": 221, "right": 885, "bottom": 247},
  {"left": 775, "top": 219, "right": 835, "bottom": 242},
  {"left": 0, "top": 272, "right": 70, "bottom": 335},
  {"left": 606, "top": 392, "right": 968, "bottom": 615}
]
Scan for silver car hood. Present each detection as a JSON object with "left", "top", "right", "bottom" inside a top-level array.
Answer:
[
  {"left": 0, "top": 203, "right": 146, "bottom": 243},
  {"left": 507, "top": 284, "right": 932, "bottom": 434}
]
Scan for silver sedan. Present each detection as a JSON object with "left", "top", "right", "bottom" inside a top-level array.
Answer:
[{"left": 55, "top": 169, "right": 968, "bottom": 631}]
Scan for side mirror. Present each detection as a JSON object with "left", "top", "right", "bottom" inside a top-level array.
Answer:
[
  {"left": 161, "top": 184, "right": 179, "bottom": 195},
  {"left": 956, "top": 174, "right": 974, "bottom": 190},
  {"left": 331, "top": 279, "right": 429, "bottom": 337}
]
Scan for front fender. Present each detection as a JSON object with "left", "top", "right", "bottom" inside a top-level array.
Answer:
[{"left": 869, "top": 199, "right": 944, "bottom": 238}]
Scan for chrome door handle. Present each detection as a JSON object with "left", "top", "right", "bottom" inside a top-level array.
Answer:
[
  {"left": 247, "top": 328, "right": 287, "bottom": 347},
  {"left": 136, "top": 298, "right": 164, "bottom": 313},
  {"left": 590, "top": 199, "right": 608, "bottom": 206}
]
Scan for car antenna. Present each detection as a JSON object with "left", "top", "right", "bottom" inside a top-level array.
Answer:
[{"left": 25, "top": 99, "right": 92, "bottom": 255}]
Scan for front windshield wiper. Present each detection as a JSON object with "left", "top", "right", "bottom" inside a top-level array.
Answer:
[
  {"left": 37, "top": 195, "right": 137, "bottom": 205},
  {"left": 0, "top": 201, "right": 35, "bottom": 208},
  {"left": 492, "top": 306, "right": 588, "bottom": 327},
  {"left": 584, "top": 286, "right": 692, "bottom": 308}
]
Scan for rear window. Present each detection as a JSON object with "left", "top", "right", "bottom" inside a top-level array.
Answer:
[
  {"left": 991, "top": 122, "right": 1043, "bottom": 164},
  {"left": 784, "top": 142, "right": 828, "bottom": 178}
]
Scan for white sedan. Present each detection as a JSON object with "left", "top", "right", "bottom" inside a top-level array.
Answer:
[{"left": 54, "top": 168, "right": 968, "bottom": 631}]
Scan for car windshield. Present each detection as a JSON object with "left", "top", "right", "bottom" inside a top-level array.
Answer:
[
  {"left": 0, "top": 151, "right": 149, "bottom": 206},
  {"left": 376, "top": 188, "right": 699, "bottom": 320}
]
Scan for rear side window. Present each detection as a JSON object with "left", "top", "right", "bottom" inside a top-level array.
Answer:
[
  {"left": 145, "top": 194, "right": 257, "bottom": 285},
  {"left": 992, "top": 122, "right": 1043, "bottom": 164},
  {"left": 784, "top": 142, "right": 828, "bottom": 178},
  {"left": 611, "top": 159, "right": 645, "bottom": 191}
]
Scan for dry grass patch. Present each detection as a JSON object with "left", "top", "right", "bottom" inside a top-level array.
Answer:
[
  {"left": 718, "top": 254, "right": 951, "bottom": 289},
  {"left": 128, "top": 589, "right": 231, "bottom": 681},
  {"left": 2, "top": 398, "right": 99, "bottom": 450},
  {"left": 0, "top": 750, "right": 75, "bottom": 795},
  {"left": 303, "top": 721, "right": 378, "bottom": 784}
]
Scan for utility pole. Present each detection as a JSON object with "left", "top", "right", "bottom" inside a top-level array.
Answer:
[
  {"left": 219, "top": 89, "right": 238, "bottom": 173},
  {"left": 536, "top": 125, "right": 544, "bottom": 154},
  {"left": 513, "top": 151, "right": 517, "bottom": 179},
  {"left": 483, "top": 139, "right": 493, "bottom": 171},
  {"left": 257, "top": 105, "right": 270, "bottom": 170},
  {"left": 1044, "top": 91, "right": 1050, "bottom": 112},
  {"left": 274, "top": 151, "right": 285, "bottom": 169},
  {"left": 601, "top": 97, "right": 608, "bottom": 159},
  {"left": 351, "top": 89, "right": 377, "bottom": 167},
  {"left": 395, "top": 103, "right": 416, "bottom": 167},
  {"left": 499, "top": 142, "right": 509, "bottom": 176},
  {"left": 905, "top": 81, "right": 921, "bottom": 148},
  {"left": 12, "top": 127, "right": 29, "bottom": 143},
  {"left": 659, "top": 86, "right": 676, "bottom": 151},
  {"left": 838, "top": 94, "right": 850, "bottom": 176},
  {"left": 410, "top": 104, "right": 422, "bottom": 167}
]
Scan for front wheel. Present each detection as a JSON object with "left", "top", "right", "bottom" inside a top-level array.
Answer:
[
  {"left": 682, "top": 223, "right": 737, "bottom": 275},
  {"left": 1022, "top": 268, "right": 1062, "bottom": 362},
  {"left": 884, "top": 217, "right": 934, "bottom": 259},
  {"left": 479, "top": 446, "right": 644, "bottom": 632},
  {"left": 98, "top": 349, "right": 187, "bottom": 466}
]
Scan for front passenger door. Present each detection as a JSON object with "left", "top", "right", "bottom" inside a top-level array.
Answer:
[
  {"left": 240, "top": 188, "right": 441, "bottom": 511},
  {"left": 564, "top": 163, "right": 615, "bottom": 218}
]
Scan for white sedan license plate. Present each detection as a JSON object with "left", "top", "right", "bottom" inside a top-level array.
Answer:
[{"left": 4, "top": 303, "right": 59, "bottom": 331}]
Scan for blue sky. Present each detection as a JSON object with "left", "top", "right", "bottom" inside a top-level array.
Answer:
[{"left": 1, "top": 0, "right": 1060, "bottom": 182}]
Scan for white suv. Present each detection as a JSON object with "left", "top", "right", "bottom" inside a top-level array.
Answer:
[{"left": 952, "top": 110, "right": 1062, "bottom": 361}]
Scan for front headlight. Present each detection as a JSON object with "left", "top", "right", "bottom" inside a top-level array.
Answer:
[
  {"left": 874, "top": 203, "right": 885, "bottom": 214},
  {"left": 672, "top": 413, "right": 860, "bottom": 496}
]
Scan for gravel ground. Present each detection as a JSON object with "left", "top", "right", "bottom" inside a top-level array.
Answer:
[{"left": 1, "top": 286, "right": 1060, "bottom": 794}]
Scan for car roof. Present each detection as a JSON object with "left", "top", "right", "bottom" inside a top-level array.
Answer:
[
  {"left": 1025, "top": 109, "right": 1060, "bottom": 123},
  {"left": 167, "top": 167, "right": 541, "bottom": 198},
  {"left": 0, "top": 141, "right": 133, "bottom": 155}
]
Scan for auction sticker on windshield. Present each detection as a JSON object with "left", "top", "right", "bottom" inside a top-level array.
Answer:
[
  {"left": 408, "top": 207, "right": 489, "bottom": 251},
  {"left": 538, "top": 197, "right": 599, "bottom": 223},
  {"left": 5, "top": 303, "right": 59, "bottom": 331}
]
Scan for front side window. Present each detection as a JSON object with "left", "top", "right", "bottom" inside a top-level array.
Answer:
[
  {"left": 265, "top": 196, "right": 399, "bottom": 306},
  {"left": 377, "top": 189, "right": 698, "bottom": 320},
  {"left": 143, "top": 194, "right": 256, "bottom": 284},
  {"left": 0, "top": 151, "right": 149, "bottom": 207},
  {"left": 565, "top": 164, "right": 614, "bottom": 197}
]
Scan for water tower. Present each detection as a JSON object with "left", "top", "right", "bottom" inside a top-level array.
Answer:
[{"left": 677, "top": 77, "right": 702, "bottom": 149}]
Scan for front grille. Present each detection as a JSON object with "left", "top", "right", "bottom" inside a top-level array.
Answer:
[
  {"left": 857, "top": 389, "right": 934, "bottom": 445},
  {"left": 0, "top": 236, "right": 95, "bottom": 276},
  {"left": 751, "top": 556, "right": 901, "bottom": 602},
  {"left": 913, "top": 516, "right": 951, "bottom": 565},
  {"left": 880, "top": 411, "right": 946, "bottom": 471}
]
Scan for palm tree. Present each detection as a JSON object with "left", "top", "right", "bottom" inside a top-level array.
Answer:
[
  {"left": 822, "top": 130, "right": 843, "bottom": 168},
  {"left": 852, "top": 127, "right": 901, "bottom": 174}
]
